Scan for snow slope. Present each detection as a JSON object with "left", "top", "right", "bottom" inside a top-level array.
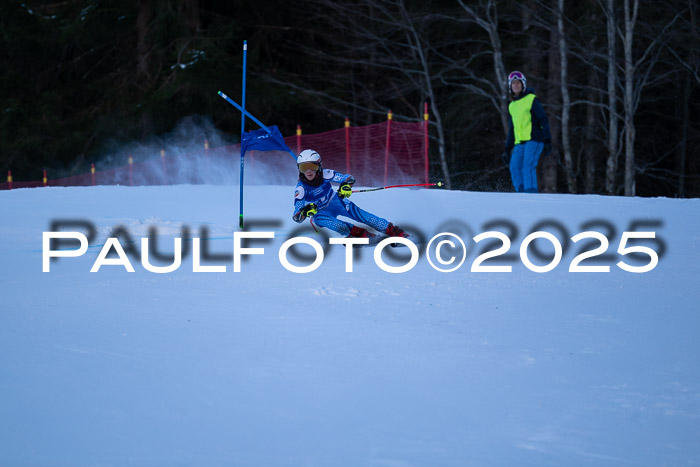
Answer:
[{"left": 1, "top": 183, "right": 699, "bottom": 466}]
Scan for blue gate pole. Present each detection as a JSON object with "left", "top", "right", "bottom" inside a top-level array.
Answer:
[{"left": 239, "top": 40, "right": 248, "bottom": 228}]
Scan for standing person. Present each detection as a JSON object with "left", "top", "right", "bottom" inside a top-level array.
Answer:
[
  {"left": 292, "top": 149, "right": 408, "bottom": 238},
  {"left": 503, "top": 71, "right": 552, "bottom": 193}
]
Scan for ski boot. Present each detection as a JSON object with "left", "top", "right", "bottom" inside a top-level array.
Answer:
[
  {"left": 385, "top": 223, "right": 408, "bottom": 238},
  {"left": 348, "top": 226, "right": 376, "bottom": 238}
]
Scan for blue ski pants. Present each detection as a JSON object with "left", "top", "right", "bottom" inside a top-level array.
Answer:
[
  {"left": 312, "top": 195, "right": 389, "bottom": 236},
  {"left": 509, "top": 141, "right": 543, "bottom": 193}
]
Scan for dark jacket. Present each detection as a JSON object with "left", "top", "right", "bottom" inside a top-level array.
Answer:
[{"left": 505, "top": 88, "right": 551, "bottom": 152}]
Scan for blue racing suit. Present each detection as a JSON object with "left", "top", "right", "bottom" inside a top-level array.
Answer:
[{"left": 292, "top": 169, "right": 390, "bottom": 236}]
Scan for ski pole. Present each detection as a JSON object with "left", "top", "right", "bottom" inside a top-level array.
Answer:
[
  {"left": 309, "top": 216, "right": 318, "bottom": 233},
  {"left": 352, "top": 181, "right": 443, "bottom": 193}
]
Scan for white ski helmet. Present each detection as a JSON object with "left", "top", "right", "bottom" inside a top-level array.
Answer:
[
  {"left": 508, "top": 70, "right": 526, "bottom": 89},
  {"left": 297, "top": 149, "right": 321, "bottom": 165}
]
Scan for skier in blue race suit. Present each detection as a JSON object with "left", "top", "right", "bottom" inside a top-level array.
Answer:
[
  {"left": 292, "top": 149, "right": 408, "bottom": 238},
  {"left": 503, "top": 70, "right": 552, "bottom": 193}
]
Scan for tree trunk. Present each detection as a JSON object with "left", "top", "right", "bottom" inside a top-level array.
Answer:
[
  {"left": 427, "top": 95, "right": 450, "bottom": 190},
  {"left": 180, "top": 0, "right": 201, "bottom": 33},
  {"left": 676, "top": 0, "right": 697, "bottom": 197},
  {"left": 557, "top": 0, "right": 576, "bottom": 193},
  {"left": 604, "top": 0, "right": 619, "bottom": 195},
  {"left": 623, "top": 0, "right": 638, "bottom": 196},
  {"left": 397, "top": 0, "right": 452, "bottom": 190},
  {"left": 543, "top": 20, "right": 561, "bottom": 193},
  {"left": 523, "top": 0, "right": 543, "bottom": 79},
  {"left": 584, "top": 68, "right": 597, "bottom": 193},
  {"left": 486, "top": 2, "right": 508, "bottom": 136},
  {"left": 676, "top": 71, "right": 690, "bottom": 197},
  {"left": 583, "top": 8, "right": 599, "bottom": 194},
  {"left": 456, "top": 0, "right": 508, "bottom": 135},
  {"left": 136, "top": 0, "right": 153, "bottom": 84}
]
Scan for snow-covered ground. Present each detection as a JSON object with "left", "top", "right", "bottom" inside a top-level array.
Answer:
[{"left": 1, "top": 183, "right": 699, "bottom": 466}]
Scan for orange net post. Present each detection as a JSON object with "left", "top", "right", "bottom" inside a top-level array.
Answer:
[
  {"left": 91, "top": 163, "right": 96, "bottom": 186},
  {"left": 160, "top": 149, "right": 167, "bottom": 185},
  {"left": 345, "top": 118, "right": 350, "bottom": 173},
  {"left": 7, "top": 170, "right": 12, "bottom": 190},
  {"left": 384, "top": 110, "right": 392, "bottom": 185},
  {"left": 43, "top": 169, "right": 47, "bottom": 186},
  {"left": 204, "top": 140, "right": 210, "bottom": 182},
  {"left": 424, "top": 102, "right": 430, "bottom": 185},
  {"left": 296, "top": 125, "right": 302, "bottom": 155}
]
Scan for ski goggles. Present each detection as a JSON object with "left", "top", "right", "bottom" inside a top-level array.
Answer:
[
  {"left": 298, "top": 162, "right": 320, "bottom": 172},
  {"left": 508, "top": 71, "right": 525, "bottom": 84}
]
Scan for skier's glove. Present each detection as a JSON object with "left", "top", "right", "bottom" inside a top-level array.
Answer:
[
  {"left": 300, "top": 203, "right": 317, "bottom": 218},
  {"left": 338, "top": 183, "right": 353, "bottom": 199},
  {"left": 501, "top": 150, "right": 511, "bottom": 166}
]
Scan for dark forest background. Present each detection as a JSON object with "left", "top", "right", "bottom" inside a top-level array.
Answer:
[{"left": 1, "top": 0, "right": 698, "bottom": 196}]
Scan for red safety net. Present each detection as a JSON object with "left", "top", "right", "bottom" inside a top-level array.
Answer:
[
  {"left": 292, "top": 120, "right": 426, "bottom": 186},
  {"left": 0, "top": 120, "right": 427, "bottom": 190}
]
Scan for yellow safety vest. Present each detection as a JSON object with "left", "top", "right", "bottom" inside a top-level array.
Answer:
[{"left": 509, "top": 93, "right": 536, "bottom": 145}]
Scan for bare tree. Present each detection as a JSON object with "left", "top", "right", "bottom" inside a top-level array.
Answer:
[
  {"left": 136, "top": 0, "right": 154, "bottom": 84},
  {"left": 595, "top": 0, "right": 687, "bottom": 196},
  {"left": 394, "top": 0, "right": 452, "bottom": 189},
  {"left": 543, "top": 7, "right": 561, "bottom": 194},
  {"left": 674, "top": 0, "right": 699, "bottom": 197},
  {"left": 257, "top": 0, "right": 454, "bottom": 188},
  {"left": 583, "top": 64, "right": 598, "bottom": 193},
  {"left": 540, "top": 82, "right": 560, "bottom": 190},
  {"left": 557, "top": 0, "right": 576, "bottom": 193},
  {"left": 622, "top": 0, "right": 638, "bottom": 196},
  {"left": 455, "top": 0, "right": 509, "bottom": 135},
  {"left": 602, "top": 0, "right": 620, "bottom": 194}
]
